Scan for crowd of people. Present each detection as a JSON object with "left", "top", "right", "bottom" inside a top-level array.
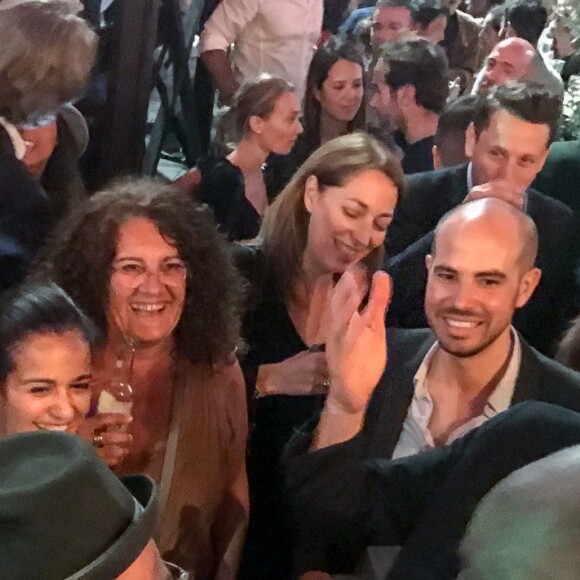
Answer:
[{"left": 2, "top": 1, "right": 580, "bottom": 579}]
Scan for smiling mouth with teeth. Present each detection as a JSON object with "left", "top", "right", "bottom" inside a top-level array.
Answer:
[
  {"left": 445, "top": 319, "right": 479, "bottom": 329},
  {"left": 34, "top": 423, "right": 73, "bottom": 432},
  {"left": 131, "top": 304, "right": 165, "bottom": 312}
]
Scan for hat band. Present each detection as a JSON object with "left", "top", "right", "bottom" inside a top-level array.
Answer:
[{"left": 63, "top": 500, "right": 144, "bottom": 580}]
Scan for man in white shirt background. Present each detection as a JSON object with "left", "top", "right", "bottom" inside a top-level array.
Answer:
[{"left": 200, "top": 0, "right": 323, "bottom": 102}]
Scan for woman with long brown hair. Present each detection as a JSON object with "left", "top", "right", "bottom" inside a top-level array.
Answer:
[{"left": 236, "top": 132, "right": 404, "bottom": 579}]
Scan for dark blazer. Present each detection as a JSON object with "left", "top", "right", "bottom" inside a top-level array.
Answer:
[
  {"left": 284, "top": 328, "right": 580, "bottom": 577},
  {"left": 533, "top": 140, "right": 580, "bottom": 214},
  {"left": 285, "top": 403, "right": 580, "bottom": 579},
  {"left": 364, "top": 328, "right": 580, "bottom": 458},
  {"left": 384, "top": 164, "right": 580, "bottom": 356},
  {"left": 385, "top": 163, "right": 469, "bottom": 257}
]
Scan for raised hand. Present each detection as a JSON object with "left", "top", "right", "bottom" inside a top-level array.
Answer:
[
  {"left": 312, "top": 269, "right": 391, "bottom": 449},
  {"left": 466, "top": 179, "right": 526, "bottom": 210},
  {"left": 325, "top": 269, "right": 392, "bottom": 416}
]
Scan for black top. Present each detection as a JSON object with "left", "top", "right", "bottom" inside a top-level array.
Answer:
[
  {"left": 394, "top": 131, "right": 435, "bottom": 175},
  {"left": 196, "top": 155, "right": 261, "bottom": 241},
  {"left": 232, "top": 244, "right": 325, "bottom": 580}
]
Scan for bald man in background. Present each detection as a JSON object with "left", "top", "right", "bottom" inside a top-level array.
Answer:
[
  {"left": 473, "top": 37, "right": 535, "bottom": 93},
  {"left": 472, "top": 37, "right": 563, "bottom": 96}
]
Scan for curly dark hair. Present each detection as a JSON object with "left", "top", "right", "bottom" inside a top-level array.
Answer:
[{"left": 30, "top": 177, "right": 245, "bottom": 366}]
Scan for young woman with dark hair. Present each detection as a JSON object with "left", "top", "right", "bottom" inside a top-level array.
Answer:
[{"left": 267, "top": 37, "right": 367, "bottom": 197}]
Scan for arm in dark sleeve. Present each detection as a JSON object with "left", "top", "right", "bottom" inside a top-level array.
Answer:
[
  {"left": 0, "top": 127, "right": 52, "bottom": 273},
  {"left": 285, "top": 402, "right": 580, "bottom": 578},
  {"left": 284, "top": 424, "right": 456, "bottom": 576},
  {"left": 284, "top": 429, "right": 399, "bottom": 576},
  {"left": 229, "top": 242, "right": 266, "bottom": 412},
  {"left": 387, "top": 402, "right": 580, "bottom": 580}
]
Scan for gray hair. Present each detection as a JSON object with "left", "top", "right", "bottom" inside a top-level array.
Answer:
[
  {"left": 523, "top": 50, "right": 564, "bottom": 98},
  {"left": 0, "top": 0, "right": 97, "bottom": 124},
  {"left": 459, "top": 445, "right": 580, "bottom": 580}
]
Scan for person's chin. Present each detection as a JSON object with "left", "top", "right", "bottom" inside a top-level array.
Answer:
[
  {"left": 332, "top": 254, "right": 361, "bottom": 274},
  {"left": 332, "top": 106, "right": 359, "bottom": 122},
  {"left": 274, "top": 143, "right": 296, "bottom": 156},
  {"left": 134, "top": 327, "right": 174, "bottom": 345},
  {"left": 437, "top": 329, "right": 493, "bottom": 358}
]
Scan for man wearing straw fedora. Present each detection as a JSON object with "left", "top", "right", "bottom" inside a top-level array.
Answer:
[{"left": 0, "top": 430, "right": 187, "bottom": 579}]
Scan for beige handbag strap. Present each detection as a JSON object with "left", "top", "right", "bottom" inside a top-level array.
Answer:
[{"left": 158, "top": 372, "right": 185, "bottom": 521}]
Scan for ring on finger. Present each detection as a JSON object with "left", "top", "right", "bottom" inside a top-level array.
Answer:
[{"left": 93, "top": 433, "right": 104, "bottom": 448}]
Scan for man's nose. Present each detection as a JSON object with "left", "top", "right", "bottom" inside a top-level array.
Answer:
[
  {"left": 484, "top": 67, "right": 498, "bottom": 86},
  {"left": 496, "top": 157, "right": 520, "bottom": 183},
  {"left": 451, "top": 281, "right": 476, "bottom": 311}
]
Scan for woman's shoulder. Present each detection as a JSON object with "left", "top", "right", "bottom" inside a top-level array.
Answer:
[
  {"left": 196, "top": 155, "right": 244, "bottom": 210},
  {"left": 197, "top": 154, "right": 241, "bottom": 183}
]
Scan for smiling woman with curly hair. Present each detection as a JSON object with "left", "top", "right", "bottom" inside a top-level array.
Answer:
[{"left": 30, "top": 177, "right": 249, "bottom": 580}]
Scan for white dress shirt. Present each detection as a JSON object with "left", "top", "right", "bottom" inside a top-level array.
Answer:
[
  {"left": 393, "top": 328, "right": 522, "bottom": 459},
  {"left": 200, "top": 0, "right": 323, "bottom": 100}
]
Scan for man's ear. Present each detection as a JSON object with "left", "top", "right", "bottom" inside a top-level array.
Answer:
[
  {"left": 425, "top": 254, "right": 433, "bottom": 273},
  {"left": 432, "top": 145, "right": 442, "bottom": 170},
  {"left": 398, "top": 85, "right": 416, "bottom": 109},
  {"left": 515, "top": 267, "right": 542, "bottom": 308},
  {"left": 303, "top": 175, "right": 320, "bottom": 213},
  {"left": 465, "top": 122, "right": 476, "bottom": 159}
]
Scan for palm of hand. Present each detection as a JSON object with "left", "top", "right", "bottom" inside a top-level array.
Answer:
[{"left": 326, "top": 270, "right": 391, "bottom": 415}]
